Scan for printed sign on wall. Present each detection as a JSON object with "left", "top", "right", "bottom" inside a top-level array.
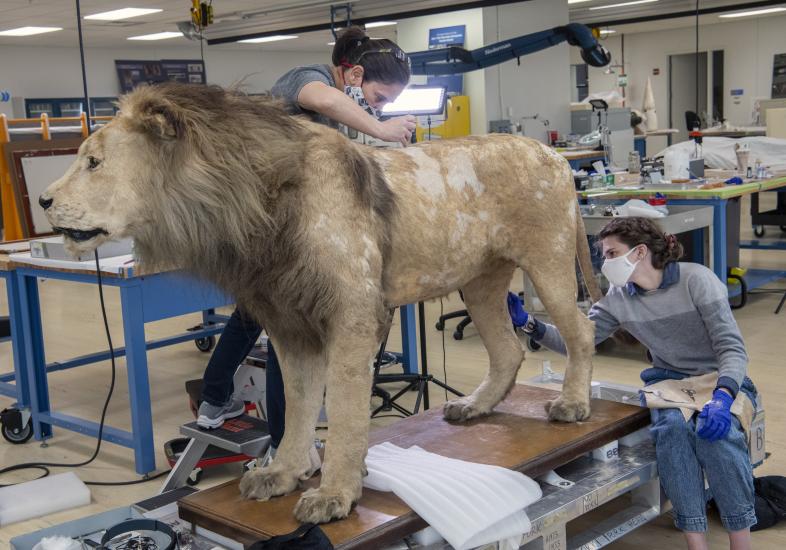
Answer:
[
  {"left": 427, "top": 25, "right": 466, "bottom": 95},
  {"left": 115, "top": 59, "right": 206, "bottom": 93}
]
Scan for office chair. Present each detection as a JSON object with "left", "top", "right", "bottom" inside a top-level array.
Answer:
[
  {"left": 685, "top": 110, "right": 701, "bottom": 132},
  {"left": 435, "top": 291, "right": 472, "bottom": 340}
]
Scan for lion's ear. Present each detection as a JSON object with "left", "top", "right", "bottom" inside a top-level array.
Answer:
[{"left": 136, "top": 100, "right": 181, "bottom": 140}]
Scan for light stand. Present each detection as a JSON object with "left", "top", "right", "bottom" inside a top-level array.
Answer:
[
  {"left": 589, "top": 98, "right": 610, "bottom": 165},
  {"left": 372, "top": 302, "right": 464, "bottom": 418}
]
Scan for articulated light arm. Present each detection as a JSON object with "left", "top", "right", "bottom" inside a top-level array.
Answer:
[{"left": 408, "top": 23, "right": 610, "bottom": 76}]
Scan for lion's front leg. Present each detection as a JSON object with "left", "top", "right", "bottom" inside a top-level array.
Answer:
[
  {"left": 240, "top": 346, "right": 325, "bottom": 501},
  {"left": 293, "top": 320, "right": 378, "bottom": 524}
]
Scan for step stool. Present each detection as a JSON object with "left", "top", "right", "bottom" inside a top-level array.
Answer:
[{"left": 159, "top": 414, "right": 271, "bottom": 493}]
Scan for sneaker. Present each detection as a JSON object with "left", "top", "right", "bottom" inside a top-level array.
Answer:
[
  {"left": 299, "top": 440, "right": 322, "bottom": 480},
  {"left": 259, "top": 445, "right": 277, "bottom": 468},
  {"left": 196, "top": 398, "right": 245, "bottom": 429}
]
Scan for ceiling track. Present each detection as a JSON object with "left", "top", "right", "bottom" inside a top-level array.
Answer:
[
  {"left": 581, "top": 0, "right": 786, "bottom": 28},
  {"left": 207, "top": 0, "right": 534, "bottom": 45}
]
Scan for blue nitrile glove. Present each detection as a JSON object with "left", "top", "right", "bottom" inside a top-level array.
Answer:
[
  {"left": 696, "top": 389, "right": 734, "bottom": 441},
  {"left": 507, "top": 292, "right": 529, "bottom": 327}
]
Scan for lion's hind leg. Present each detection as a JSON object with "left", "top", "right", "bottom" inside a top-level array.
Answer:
[
  {"left": 443, "top": 261, "right": 523, "bottom": 422},
  {"left": 522, "top": 257, "right": 595, "bottom": 422}
]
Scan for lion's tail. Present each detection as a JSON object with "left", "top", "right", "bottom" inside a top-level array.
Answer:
[{"left": 575, "top": 201, "right": 602, "bottom": 304}]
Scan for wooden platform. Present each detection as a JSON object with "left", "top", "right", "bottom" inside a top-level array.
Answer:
[{"left": 178, "top": 384, "right": 649, "bottom": 549}]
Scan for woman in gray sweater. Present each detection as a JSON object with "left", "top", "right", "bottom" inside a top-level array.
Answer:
[{"left": 509, "top": 217, "right": 756, "bottom": 550}]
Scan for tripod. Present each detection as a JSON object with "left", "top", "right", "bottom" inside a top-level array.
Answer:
[{"left": 371, "top": 302, "right": 464, "bottom": 417}]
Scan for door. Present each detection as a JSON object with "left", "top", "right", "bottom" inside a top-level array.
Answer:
[{"left": 669, "top": 52, "right": 707, "bottom": 143}]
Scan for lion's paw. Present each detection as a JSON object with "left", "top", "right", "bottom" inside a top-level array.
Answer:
[
  {"left": 293, "top": 487, "right": 353, "bottom": 524},
  {"left": 239, "top": 466, "right": 298, "bottom": 501},
  {"left": 443, "top": 397, "right": 491, "bottom": 422},
  {"left": 546, "top": 396, "right": 591, "bottom": 422}
]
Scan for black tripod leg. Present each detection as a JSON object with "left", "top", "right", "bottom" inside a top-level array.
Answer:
[
  {"left": 418, "top": 301, "right": 430, "bottom": 410},
  {"left": 776, "top": 292, "right": 786, "bottom": 314},
  {"left": 427, "top": 376, "right": 465, "bottom": 398},
  {"left": 412, "top": 378, "right": 428, "bottom": 415}
]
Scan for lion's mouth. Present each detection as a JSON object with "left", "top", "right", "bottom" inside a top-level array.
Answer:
[{"left": 53, "top": 226, "right": 108, "bottom": 242}]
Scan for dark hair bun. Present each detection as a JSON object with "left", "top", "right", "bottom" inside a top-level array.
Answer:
[
  {"left": 331, "top": 26, "right": 368, "bottom": 67},
  {"left": 330, "top": 25, "right": 410, "bottom": 85}
]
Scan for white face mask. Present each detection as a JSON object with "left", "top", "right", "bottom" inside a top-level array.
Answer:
[
  {"left": 601, "top": 246, "right": 642, "bottom": 287},
  {"left": 344, "top": 85, "right": 380, "bottom": 118}
]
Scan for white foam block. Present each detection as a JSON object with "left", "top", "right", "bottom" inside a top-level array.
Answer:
[{"left": 0, "top": 472, "right": 91, "bottom": 526}]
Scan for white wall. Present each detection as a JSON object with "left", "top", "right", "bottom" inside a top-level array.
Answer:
[
  {"left": 0, "top": 44, "right": 326, "bottom": 117},
  {"left": 395, "top": 8, "right": 486, "bottom": 135},
  {"left": 482, "top": 0, "right": 571, "bottom": 140},
  {"left": 585, "top": 15, "right": 786, "bottom": 152}
]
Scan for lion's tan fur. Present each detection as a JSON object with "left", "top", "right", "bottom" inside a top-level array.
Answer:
[{"left": 42, "top": 83, "right": 597, "bottom": 524}]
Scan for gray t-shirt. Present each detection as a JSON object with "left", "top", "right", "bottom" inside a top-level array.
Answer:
[{"left": 270, "top": 64, "right": 337, "bottom": 128}]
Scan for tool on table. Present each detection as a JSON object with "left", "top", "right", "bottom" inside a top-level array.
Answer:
[{"left": 688, "top": 130, "right": 705, "bottom": 179}]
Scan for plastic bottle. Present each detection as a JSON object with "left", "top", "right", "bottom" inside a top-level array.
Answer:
[{"left": 664, "top": 149, "right": 690, "bottom": 181}]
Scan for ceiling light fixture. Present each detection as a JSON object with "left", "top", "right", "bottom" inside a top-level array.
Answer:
[
  {"left": 364, "top": 21, "right": 397, "bottom": 28},
  {"left": 0, "top": 26, "right": 62, "bottom": 36},
  {"left": 128, "top": 31, "right": 184, "bottom": 41},
  {"left": 719, "top": 7, "right": 786, "bottom": 18},
  {"left": 239, "top": 35, "right": 298, "bottom": 43},
  {"left": 600, "top": 29, "right": 617, "bottom": 34},
  {"left": 85, "top": 8, "right": 162, "bottom": 21},
  {"left": 568, "top": 1, "right": 595, "bottom": 4},
  {"left": 589, "top": 0, "right": 658, "bottom": 10}
]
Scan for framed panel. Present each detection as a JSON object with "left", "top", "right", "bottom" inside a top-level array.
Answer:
[{"left": 4, "top": 138, "right": 83, "bottom": 238}]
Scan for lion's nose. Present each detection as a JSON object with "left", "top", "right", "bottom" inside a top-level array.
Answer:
[{"left": 39, "top": 195, "right": 53, "bottom": 210}]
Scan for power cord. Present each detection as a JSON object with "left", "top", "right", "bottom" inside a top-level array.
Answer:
[
  {"left": 0, "top": 0, "right": 170, "bottom": 488},
  {"left": 439, "top": 298, "right": 448, "bottom": 401},
  {"left": 0, "top": 252, "right": 168, "bottom": 486}
]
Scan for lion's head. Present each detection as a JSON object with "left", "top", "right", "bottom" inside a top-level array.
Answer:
[
  {"left": 40, "top": 84, "right": 204, "bottom": 256},
  {"left": 41, "top": 83, "right": 310, "bottom": 263}
]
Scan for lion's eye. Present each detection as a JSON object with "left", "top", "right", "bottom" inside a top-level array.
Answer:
[{"left": 87, "top": 156, "right": 101, "bottom": 170}]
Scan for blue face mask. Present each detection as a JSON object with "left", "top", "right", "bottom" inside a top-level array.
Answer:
[{"left": 344, "top": 85, "right": 380, "bottom": 118}]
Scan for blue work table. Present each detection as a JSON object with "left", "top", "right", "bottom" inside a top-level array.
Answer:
[
  {"left": 4, "top": 254, "right": 231, "bottom": 474},
  {"left": 0, "top": 255, "right": 28, "bottom": 412}
]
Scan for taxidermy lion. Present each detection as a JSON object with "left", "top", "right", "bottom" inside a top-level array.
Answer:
[{"left": 41, "top": 83, "right": 600, "bottom": 524}]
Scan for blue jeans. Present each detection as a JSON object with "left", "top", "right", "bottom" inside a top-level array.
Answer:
[
  {"left": 641, "top": 367, "right": 757, "bottom": 532},
  {"left": 201, "top": 307, "right": 286, "bottom": 448}
]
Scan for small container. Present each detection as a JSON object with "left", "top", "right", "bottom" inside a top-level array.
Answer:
[
  {"left": 747, "top": 166, "right": 753, "bottom": 179},
  {"left": 648, "top": 194, "right": 669, "bottom": 215},
  {"left": 628, "top": 151, "right": 641, "bottom": 174}
]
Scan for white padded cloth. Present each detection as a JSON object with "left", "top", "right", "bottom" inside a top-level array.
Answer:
[
  {"left": 363, "top": 442, "right": 542, "bottom": 550},
  {"left": 0, "top": 472, "right": 90, "bottom": 526},
  {"left": 655, "top": 136, "right": 786, "bottom": 172}
]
